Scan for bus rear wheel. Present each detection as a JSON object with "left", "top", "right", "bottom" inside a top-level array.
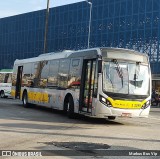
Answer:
[
  {"left": 66, "top": 96, "right": 74, "bottom": 118},
  {"left": 0, "top": 90, "right": 5, "bottom": 98}
]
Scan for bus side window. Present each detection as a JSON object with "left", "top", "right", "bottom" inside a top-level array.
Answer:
[
  {"left": 0, "top": 73, "right": 5, "bottom": 83},
  {"left": 58, "top": 59, "right": 70, "bottom": 89},
  {"left": 22, "top": 63, "right": 32, "bottom": 87},
  {"left": 31, "top": 63, "right": 38, "bottom": 87},
  {"left": 12, "top": 65, "right": 18, "bottom": 86},
  {"left": 7, "top": 73, "right": 12, "bottom": 83},
  {"left": 40, "top": 61, "right": 49, "bottom": 88},
  {"left": 48, "top": 60, "right": 59, "bottom": 88},
  {"left": 4, "top": 73, "right": 9, "bottom": 83},
  {"left": 32, "top": 61, "right": 49, "bottom": 88},
  {"left": 68, "top": 59, "right": 81, "bottom": 89}
]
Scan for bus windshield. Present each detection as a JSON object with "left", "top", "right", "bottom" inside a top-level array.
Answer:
[{"left": 103, "top": 61, "right": 150, "bottom": 96}]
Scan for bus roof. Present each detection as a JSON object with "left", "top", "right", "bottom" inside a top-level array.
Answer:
[
  {"left": 14, "top": 48, "right": 100, "bottom": 65},
  {"left": 0, "top": 69, "right": 13, "bottom": 73},
  {"left": 13, "top": 47, "right": 148, "bottom": 65}
]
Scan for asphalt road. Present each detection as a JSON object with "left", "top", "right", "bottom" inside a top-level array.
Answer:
[{"left": 0, "top": 98, "right": 160, "bottom": 159}]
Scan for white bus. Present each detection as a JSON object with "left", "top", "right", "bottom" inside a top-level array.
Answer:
[
  {"left": 0, "top": 69, "right": 12, "bottom": 98},
  {"left": 11, "top": 48, "right": 151, "bottom": 119}
]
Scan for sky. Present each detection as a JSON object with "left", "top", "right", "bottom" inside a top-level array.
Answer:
[{"left": 0, "top": 0, "right": 85, "bottom": 18}]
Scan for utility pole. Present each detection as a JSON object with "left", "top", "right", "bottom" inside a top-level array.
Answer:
[
  {"left": 43, "top": 0, "right": 50, "bottom": 53},
  {"left": 86, "top": 0, "right": 92, "bottom": 49}
]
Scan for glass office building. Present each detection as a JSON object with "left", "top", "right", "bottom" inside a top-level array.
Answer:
[{"left": 0, "top": 0, "right": 160, "bottom": 77}]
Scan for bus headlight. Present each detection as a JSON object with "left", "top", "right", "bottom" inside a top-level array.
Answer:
[
  {"left": 141, "top": 100, "right": 150, "bottom": 109},
  {"left": 99, "top": 95, "right": 112, "bottom": 107}
]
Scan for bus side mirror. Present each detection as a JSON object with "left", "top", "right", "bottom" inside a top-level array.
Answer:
[{"left": 98, "top": 60, "right": 102, "bottom": 73}]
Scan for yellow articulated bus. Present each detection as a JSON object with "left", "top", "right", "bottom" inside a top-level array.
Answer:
[{"left": 11, "top": 48, "right": 151, "bottom": 119}]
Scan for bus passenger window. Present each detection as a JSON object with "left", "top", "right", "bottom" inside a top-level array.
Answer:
[
  {"left": 33, "top": 61, "right": 49, "bottom": 88},
  {"left": 72, "top": 59, "right": 80, "bottom": 67},
  {"left": 48, "top": 60, "right": 59, "bottom": 88},
  {"left": 22, "top": 63, "right": 32, "bottom": 87},
  {"left": 40, "top": 61, "right": 49, "bottom": 88},
  {"left": 0, "top": 73, "right": 5, "bottom": 83},
  {"left": 68, "top": 59, "right": 81, "bottom": 89},
  {"left": 58, "top": 59, "right": 70, "bottom": 89},
  {"left": 12, "top": 65, "right": 18, "bottom": 86}
]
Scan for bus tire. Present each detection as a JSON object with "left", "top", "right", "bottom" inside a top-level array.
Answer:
[
  {"left": 22, "top": 91, "right": 29, "bottom": 108},
  {"left": 0, "top": 90, "right": 5, "bottom": 98},
  {"left": 67, "top": 96, "right": 74, "bottom": 118},
  {"left": 108, "top": 116, "right": 116, "bottom": 120}
]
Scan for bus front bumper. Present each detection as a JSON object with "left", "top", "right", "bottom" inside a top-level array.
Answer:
[{"left": 94, "top": 101, "right": 150, "bottom": 118}]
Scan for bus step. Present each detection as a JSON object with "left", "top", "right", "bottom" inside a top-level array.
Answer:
[{"left": 79, "top": 111, "right": 91, "bottom": 115}]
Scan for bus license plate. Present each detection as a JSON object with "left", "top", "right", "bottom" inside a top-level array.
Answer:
[{"left": 121, "top": 113, "right": 131, "bottom": 117}]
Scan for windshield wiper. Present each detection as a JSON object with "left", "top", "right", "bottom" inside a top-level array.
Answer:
[
  {"left": 112, "top": 59, "right": 123, "bottom": 87},
  {"left": 133, "top": 62, "right": 141, "bottom": 88}
]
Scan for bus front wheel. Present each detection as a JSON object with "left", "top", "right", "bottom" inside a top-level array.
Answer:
[
  {"left": 0, "top": 90, "right": 5, "bottom": 98},
  {"left": 22, "top": 92, "right": 29, "bottom": 108}
]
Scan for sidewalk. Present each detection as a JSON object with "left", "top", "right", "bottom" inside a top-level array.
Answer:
[
  {"left": 151, "top": 105, "right": 160, "bottom": 109},
  {"left": 149, "top": 106, "right": 160, "bottom": 118}
]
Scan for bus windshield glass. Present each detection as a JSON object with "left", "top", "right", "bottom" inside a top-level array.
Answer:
[{"left": 103, "top": 61, "right": 149, "bottom": 96}]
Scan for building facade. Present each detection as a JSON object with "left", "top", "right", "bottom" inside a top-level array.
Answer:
[{"left": 0, "top": 0, "right": 160, "bottom": 78}]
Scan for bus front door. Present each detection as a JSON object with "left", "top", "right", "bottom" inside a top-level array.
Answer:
[
  {"left": 80, "top": 59, "right": 97, "bottom": 114},
  {"left": 15, "top": 66, "right": 23, "bottom": 99}
]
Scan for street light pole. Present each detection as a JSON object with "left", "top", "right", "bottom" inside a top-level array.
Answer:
[
  {"left": 43, "top": 0, "right": 50, "bottom": 53},
  {"left": 86, "top": 0, "right": 92, "bottom": 49}
]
